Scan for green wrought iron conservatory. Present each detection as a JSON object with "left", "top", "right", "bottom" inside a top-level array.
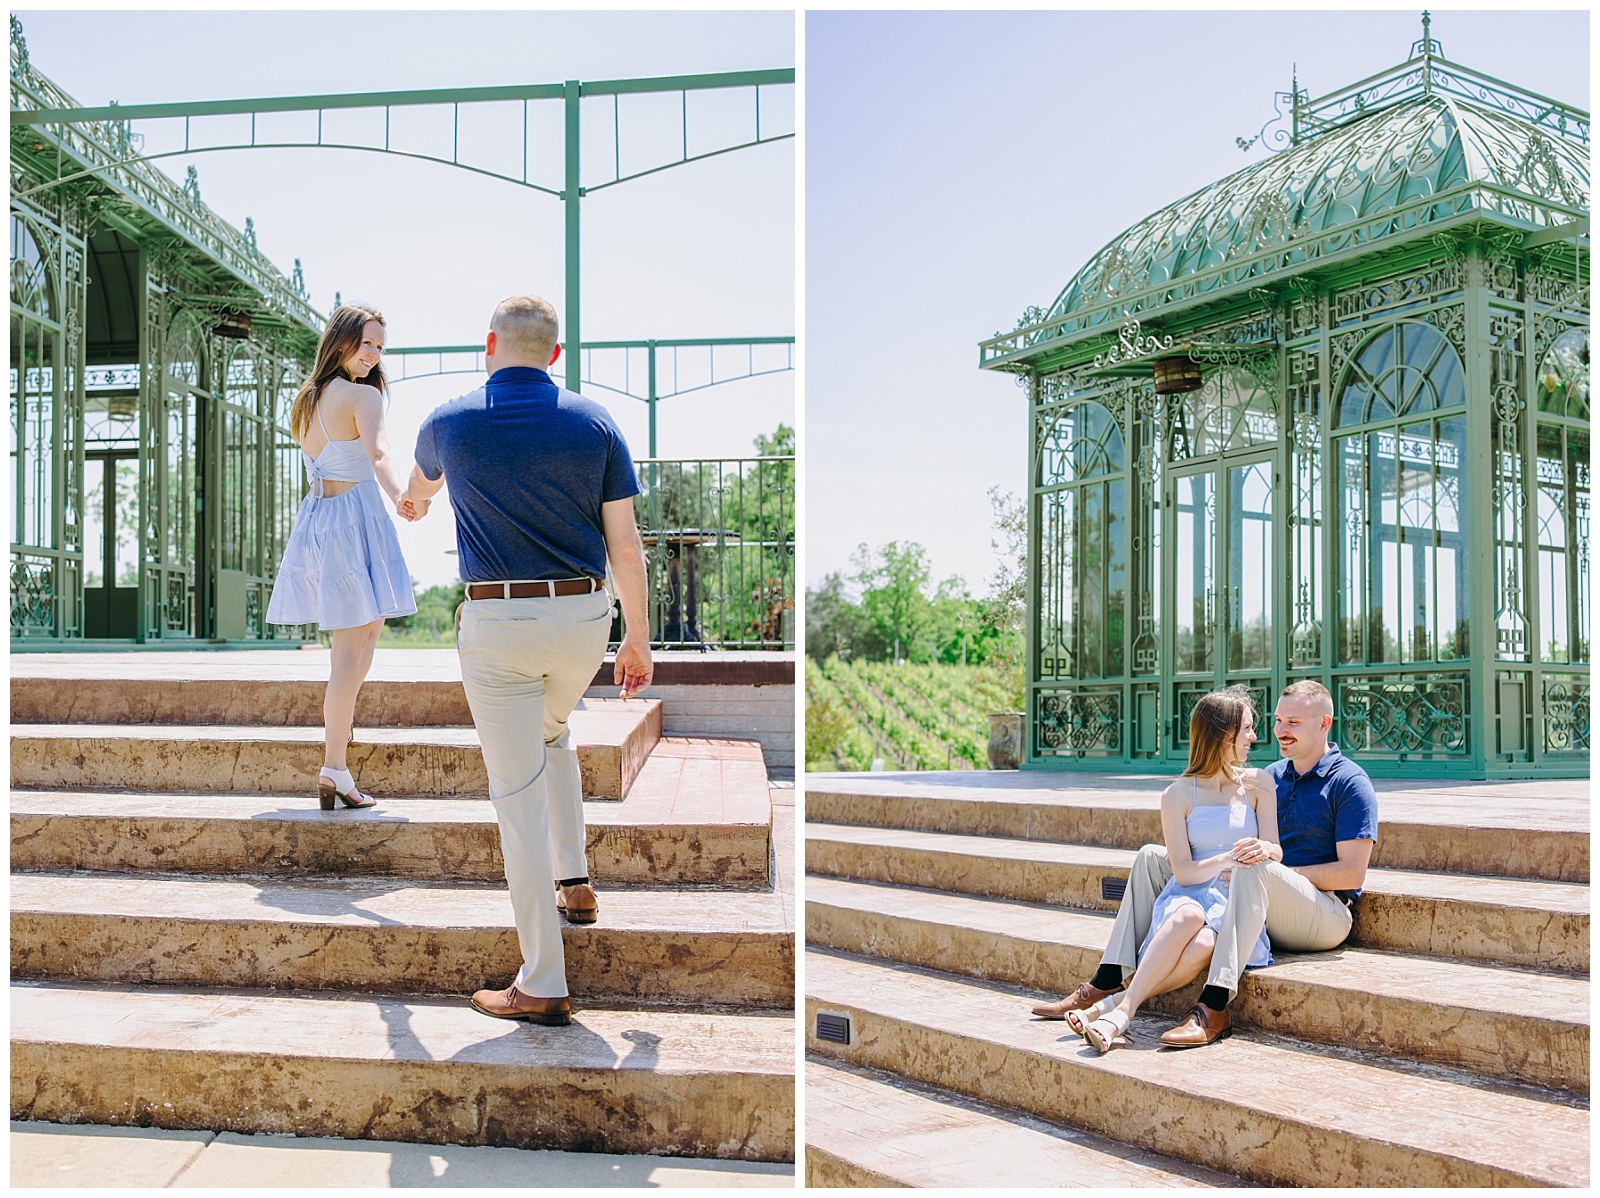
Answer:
[
  {"left": 980, "top": 28, "right": 1589, "bottom": 778},
  {"left": 11, "top": 41, "right": 320, "bottom": 645}
]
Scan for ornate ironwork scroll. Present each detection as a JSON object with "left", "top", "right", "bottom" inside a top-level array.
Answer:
[
  {"left": 1543, "top": 678, "right": 1590, "bottom": 752},
  {"left": 1489, "top": 309, "right": 1529, "bottom": 661},
  {"left": 1337, "top": 676, "right": 1469, "bottom": 754},
  {"left": 1093, "top": 318, "right": 1173, "bottom": 370},
  {"left": 1037, "top": 689, "right": 1122, "bottom": 754}
]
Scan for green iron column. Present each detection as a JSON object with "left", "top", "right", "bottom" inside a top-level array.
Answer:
[
  {"left": 564, "top": 79, "right": 582, "bottom": 393},
  {"left": 647, "top": 339, "right": 658, "bottom": 457},
  {"left": 1464, "top": 243, "right": 1495, "bottom": 774}
]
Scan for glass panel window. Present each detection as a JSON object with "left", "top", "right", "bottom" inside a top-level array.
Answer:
[
  {"left": 113, "top": 457, "right": 140, "bottom": 588},
  {"left": 1169, "top": 368, "right": 1277, "bottom": 459},
  {"left": 1538, "top": 329, "right": 1589, "bottom": 420},
  {"left": 1537, "top": 422, "right": 1591, "bottom": 663},
  {"left": 1040, "top": 400, "right": 1123, "bottom": 485},
  {"left": 1172, "top": 471, "right": 1215, "bottom": 673},
  {"left": 1228, "top": 460, "right": 1273, "bottom": 671},
  {"left": 1336, "top": 321, "right": 1469, "bottom": 666},
  {"left": 82, "top": 457, "right": 105, "bottom": 589}
]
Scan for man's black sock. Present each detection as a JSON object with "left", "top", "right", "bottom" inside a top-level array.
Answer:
[
  {"left": 1199, "top": 985, "right": 1231, "bottom": 1011},
  {"left": 555, "top": 876, "right": 590, "bottom": 889},
  {"left": 1091, "top": 964, "right": 1125, "bottom": 991}
]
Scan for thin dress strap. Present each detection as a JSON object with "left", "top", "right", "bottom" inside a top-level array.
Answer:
[{"left": 305, "top": 402, "right": 330, "bottom": 499}]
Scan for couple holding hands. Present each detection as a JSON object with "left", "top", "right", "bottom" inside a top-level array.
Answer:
[
  {"left": 265, "top": 295, "right": 653, "bottom": 1026},
  {"left": 1034, "top": 681, "right": 1379, "bottom": 1052}
]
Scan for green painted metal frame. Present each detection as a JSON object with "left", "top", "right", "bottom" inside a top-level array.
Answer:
[
  {"left": 386, "top": 336, "right": 794, "bottom": 457},
  {"left": 983, "top": 34, "right": 1589, "bottom": 780},
  {"left": 11, "top": 22, "right": 793, "bottom": 649},
  {"left": 12, "top": 64, "right": 795, "bottom": 394}
]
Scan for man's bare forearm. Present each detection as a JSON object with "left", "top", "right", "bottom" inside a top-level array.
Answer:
[
  {"left": 1291, "top": 859, "right": 1366, "bottom": 892},
  {"left": 607, "top": 524, "right": 649, "bottom": 637},
  {"left": 407, "top": 464, "right": 444, "bottom": 501}
]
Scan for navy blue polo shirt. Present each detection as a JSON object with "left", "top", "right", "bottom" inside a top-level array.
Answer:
[
  {"left": 1265, "top": 743, "right": 1379, "bottom": 900},
  {"left": 414, "top": 367, "right": 640, "bottom": 583}
]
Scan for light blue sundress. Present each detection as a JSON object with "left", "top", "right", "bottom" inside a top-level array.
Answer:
[
  {"left": 1139, "top": 780, "right": 1274, "bottom": 969},
  {"left": 266, "top": 408, "right": 416, "bottom": 631}
]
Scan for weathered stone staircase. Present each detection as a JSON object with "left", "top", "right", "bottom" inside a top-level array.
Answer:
[
  {"left": 10, "top": 652, "right": 794, "bottom": 1164},
  {"left": 803, "top": 770, "right": 1589, "bottom": 1187}
]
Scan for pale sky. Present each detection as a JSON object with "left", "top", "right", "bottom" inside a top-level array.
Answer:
[
  {"left": 805, "top": 8, "right": 1588, "bottom": 596},
  {"left": 16, "top": 9, "right": 795, "bottom": 590}
]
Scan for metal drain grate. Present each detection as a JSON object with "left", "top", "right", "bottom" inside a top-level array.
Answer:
[
  {"left": 1101, "top": 876, "right": 1127, "bottom": 902},
  {"left": 815, "top": 1012, "right": 850, "bottom": 1045}
]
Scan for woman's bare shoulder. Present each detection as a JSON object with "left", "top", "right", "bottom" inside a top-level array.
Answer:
[
  {"left": 1159, "top": 777, "right": 1191, "bottom": 808},
  {"left": 1238, "top": 766, "right": 1274, "bottom": 803}
]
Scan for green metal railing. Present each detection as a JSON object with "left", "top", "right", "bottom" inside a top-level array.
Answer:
[{"left": 625, "top": 456, "right": 793, "bottom": 651}]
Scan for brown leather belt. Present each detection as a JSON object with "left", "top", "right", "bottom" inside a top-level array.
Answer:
[{"left": 464, "top": 578, "right": 603, "bottom": 600}]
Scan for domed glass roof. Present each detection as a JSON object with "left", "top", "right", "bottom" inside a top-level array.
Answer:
[{"left": 1047, "top": 93, "right": 1590, "bottom": 323}]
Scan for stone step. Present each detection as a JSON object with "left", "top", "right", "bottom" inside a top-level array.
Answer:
[
  {"left": 12, "top": 980, "right": 793, "bottom": 1162},
  {"left": 804, "top": 776, "right": 1590, "bottom": 883},
  {"left": 805, "top": 875, "right": 1589, "bottom": 1094},
  {"left": 804, "top": 1056, "right": 1245, "bottom": 1187},
  {"left": 804, "top": 822, "right": 1590, "bottom": 973},
  {"left": 11, "top": 739, "right": 772, "bottom": 886},
  {"left": 805, "top": 950, "right": 1589, "bottom": 1187},
  {"left": 9, "top": 1120, "right": 797, "bottom": 1188},
  {"left": 11, "top": 872, "right": 793, "bottom": 1008},
  {"left": 10, "top": 701, "right": 662, "bottom": 801},
  {"left": 10, "top": 672, "right": 483, "bottom": 728}
]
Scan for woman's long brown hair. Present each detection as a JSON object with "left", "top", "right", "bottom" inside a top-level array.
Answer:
[
  {"left": 289, "top": 303, "right": 387, "bottom": 441},
  {"left": 1182, "top": 687, "right": 1254, "bottom": 782}
]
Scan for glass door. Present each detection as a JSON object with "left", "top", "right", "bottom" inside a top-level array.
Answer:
[
  {"left": 1166, "top": 451, "right": 1278, "bottom": 762},
  {"left": 82, "top": 452, "right": 140, "bottom": 638}
]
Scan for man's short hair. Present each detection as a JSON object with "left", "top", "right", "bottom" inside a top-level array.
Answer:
[
  {"left": 1280, "top": 679, "right": 1334, "bottom": 716},
  {"left": 491, "top": 296, "right": 560, "bottom": 361}
]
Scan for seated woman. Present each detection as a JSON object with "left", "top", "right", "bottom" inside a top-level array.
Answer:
[{"left": 1075, "top": 688, "right": 1278, "bottom": 1053}]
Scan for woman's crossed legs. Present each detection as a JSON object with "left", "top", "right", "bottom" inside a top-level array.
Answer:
[{"left": 1083, "top": 900, "right": 1215, "bottom": 1052}]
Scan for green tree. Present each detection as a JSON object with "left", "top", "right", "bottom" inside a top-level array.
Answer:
[
  {"left": 804, "top": 686, "right": 852, "bottom": 771},
  {"left": 853, "top": 540, "right": 934, "bottom": 663},
  {"left": 806, "top": 571, "right": 870, "bottom": 661},
  {"left": 982, "top": 486, "right": 1027, "bottom": 670}
]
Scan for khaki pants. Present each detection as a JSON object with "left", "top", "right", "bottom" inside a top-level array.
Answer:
[
  {"left": 1101, "top": 844, "right": 1353, "bottom": 999},
  {"left": 456, "top": 589, "right": 614, "bottom": 998}
]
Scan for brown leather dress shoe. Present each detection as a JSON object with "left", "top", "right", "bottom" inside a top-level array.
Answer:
[
  {"left": 1031, "top": 979, "right": 1123, "bottom": 1020},
  {"left": 470, "top": 985, "right": 572, "bottom": 1025},
  {"left": 556, "top": 883, "right": 599, "bottom": 924},
  {"left": 1159, "top": 1002, "right": 1231, "bottom": 1048}
]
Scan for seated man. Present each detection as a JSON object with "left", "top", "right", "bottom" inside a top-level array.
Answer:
[{"left": 1033, "top": 680, "right": 1378, "bottom": 1047}]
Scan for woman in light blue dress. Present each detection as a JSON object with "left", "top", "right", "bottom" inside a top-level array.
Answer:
[
  {"left": 1076, "top": 688, "right": 1279, "bottom": 1052},
  {"left": 267, "top": 303, "right": 417, "bottom": 808}
]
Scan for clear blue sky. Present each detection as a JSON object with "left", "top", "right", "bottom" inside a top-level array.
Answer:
[
  {"left": 805, "top": 8, "right": 1588, "bottom": 597},
  {"left": 15, "top": 9, "right": 794, "bottom": 589}
]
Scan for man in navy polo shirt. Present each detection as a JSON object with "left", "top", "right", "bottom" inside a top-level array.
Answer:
[
  {"left": 402, "top": 295, "right": 652, "bottom": 1026},
  {"left": 1033, "top": 680, "right": 1379, "bottom": 1048}
]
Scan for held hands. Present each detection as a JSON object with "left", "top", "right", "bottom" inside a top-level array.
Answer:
[
  {"left": 396, "top": 491, "right": 431, "bottom": 522},
  {"left": 614, "top": 631, "right": 654, "bottom": 699},
  {"left": 1232, "top": 837, "right": 1276, "bottom": 867}
]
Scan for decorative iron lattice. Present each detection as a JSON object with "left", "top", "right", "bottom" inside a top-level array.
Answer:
[
  {"left": 1543, "top": 679, "right": 1590, "bottom": 752},
  {"left": 1337, "top": 676, "right": 1469, "bottom": 754},
  {"left": 628, "top": 456, "right": 793, "bottom": 650},
  {"left": 1288, "top": 292, "right": 1322, "bottom": 340},
  {"left": 245, "top": 586, "right": 263, "bottom": 640},
  {"left": 1419, "top": 303, "right": 1467, "bottom": 358},
  {"left": 1174, "top": 684, "right": 1269, "bottom": 746},
  {"left": 1333, "top": 262, "right": 1463, "bottom": 324},
  {"left": 10, "top": 555, "right": 56, "bottom": 635},
  {"left": 1489, "top": 308, "right": 1529, "bottom": 661},
  {"left": 1037, "top": 690, "right": 1122, "bottom": 753}
]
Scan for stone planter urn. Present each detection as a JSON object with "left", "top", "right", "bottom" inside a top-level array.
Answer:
[{"left": 987, "top": 713, "right": 1023, "bottom": 770}]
